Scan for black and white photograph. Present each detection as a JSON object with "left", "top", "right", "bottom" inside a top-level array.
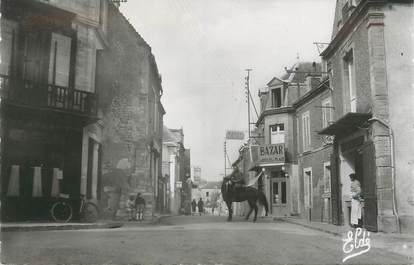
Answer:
[{"left": 0, "top": 0, "right": 413, "bottom": 264}]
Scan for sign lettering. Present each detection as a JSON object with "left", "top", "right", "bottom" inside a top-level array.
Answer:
[{"left": 258, "top": 144, "right": 285, "bottom": 164}]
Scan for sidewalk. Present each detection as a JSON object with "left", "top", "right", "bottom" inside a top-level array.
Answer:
[
  {"left": 275, "top": 216, "right": 414, "bottom": 259},
  {"left": 1, "top": 214, "right": 171, "bottom": 232},
  {"left": 1, "top": 221, "right": 123, "bottom": 232}
]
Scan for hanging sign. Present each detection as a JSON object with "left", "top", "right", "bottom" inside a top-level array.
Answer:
[
  {"left": 226, "top": 130, "right": 245, "bottom": 140},
  {"left": 258, "top": 144, "right": 285, "bottom": 164}
]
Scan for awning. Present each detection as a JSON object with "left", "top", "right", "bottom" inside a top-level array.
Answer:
[
  {"left": 248, "top": 162, "right": 284, "bottom": 171},
  {"left": 319, "top": 112, "right": 372, "bottom": 136}
]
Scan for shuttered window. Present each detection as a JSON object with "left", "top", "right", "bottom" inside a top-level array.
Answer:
[
  {"left": 0, "top": 19, "right": 18, "bottom": 75},
  {"left": 48, "top": 33, "right": 72, "bottom": 87}
]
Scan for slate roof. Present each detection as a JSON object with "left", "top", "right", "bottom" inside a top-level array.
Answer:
[{"left": 280, "top": 62, "right": 321, "bottom": 83}]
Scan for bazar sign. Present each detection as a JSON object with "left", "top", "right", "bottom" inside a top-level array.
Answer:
[
  {"left": 258, "top": 144, "right": 284, "bottom": 163},
  {"left": 226, "top": 130, "right": 245, "bottom": 140}
]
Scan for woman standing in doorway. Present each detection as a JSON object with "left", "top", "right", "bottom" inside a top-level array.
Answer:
[{"left": 349, "top": 173, "right": 362, "bottom": 228}]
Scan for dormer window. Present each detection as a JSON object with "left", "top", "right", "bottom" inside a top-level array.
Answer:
[{"left": 271, "top": 87, "right": 283, "bottom": 108}]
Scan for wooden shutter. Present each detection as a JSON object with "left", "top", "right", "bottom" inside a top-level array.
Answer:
[
  {"left": 48, "top": 33, "right": 71, "bottom": 87},
  {"left": 330, "top": 141, "right": 341, "bottom": 225}
]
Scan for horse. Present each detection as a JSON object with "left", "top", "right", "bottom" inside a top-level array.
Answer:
[{"left": 221, "top": 176, "right": 269, "bottom": 222}]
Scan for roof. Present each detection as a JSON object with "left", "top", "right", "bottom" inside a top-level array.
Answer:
[
  {"left": 163, "top": 126, "right": 179, "bottom": 143},
  {"left": 280, "top": 62, "right": 322, "bottom": 83}
]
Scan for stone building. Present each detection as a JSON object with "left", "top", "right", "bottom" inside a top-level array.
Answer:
[
  {"left": 1, "top": 0, "right": 108, "bottom": 221},
  {"left": 293, "top": 74, "right": 333, "bottom": 223},
  {"left": 162, "top": 127, "right": 190, "bottom": 215},
  {"left": 96, "top": 3, "right": 165, "bottom": 219},
  {"left": 254, "top": 62, "right": 321, "bottom": 217},
  {"left": 319, "top": 0, "right": 414, "bottom": 233}
]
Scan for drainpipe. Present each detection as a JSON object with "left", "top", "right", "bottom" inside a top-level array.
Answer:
[{"left": 367, "top": 117, "right": 400, "bottom": 233}]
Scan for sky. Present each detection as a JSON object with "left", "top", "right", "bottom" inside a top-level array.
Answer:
[{"left": 120, "top": 0, "right": 336, "bottom": 181}]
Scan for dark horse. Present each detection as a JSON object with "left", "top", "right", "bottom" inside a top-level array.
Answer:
[{"left": 221, "top": 177, "right": 269, "bottom": 222}]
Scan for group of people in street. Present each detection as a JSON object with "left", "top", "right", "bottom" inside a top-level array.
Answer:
[
  {"left": 126, "top": 192, "right": 146, "bottom": 221},
  {"left": 191, "top": 198, "right": 205, "bottom": 215}
]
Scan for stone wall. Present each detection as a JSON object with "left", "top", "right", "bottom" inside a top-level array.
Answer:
[{"left": 95, "top": 4, "right": 162, "bottom": 219}]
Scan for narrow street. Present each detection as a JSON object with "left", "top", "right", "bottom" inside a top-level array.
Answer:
[{"left": 1, "top": 216, "right": 410, "bottom": 264}]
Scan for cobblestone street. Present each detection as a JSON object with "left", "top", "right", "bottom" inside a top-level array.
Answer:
[{"left": 1, "top": 216, "right": 411, "bottom": 264}]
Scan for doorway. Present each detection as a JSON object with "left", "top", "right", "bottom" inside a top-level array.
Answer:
[{"left": 270, "top": 171, "right": 289, "bottom": 217}]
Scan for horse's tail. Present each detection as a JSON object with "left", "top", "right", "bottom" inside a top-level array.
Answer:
[{"left": 258, "top": 190, "right": 269, "bottom": 216}]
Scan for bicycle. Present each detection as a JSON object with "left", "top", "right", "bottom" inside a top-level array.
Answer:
[{"left": 50, "top": 194, "right": 100, "bottom": 223}]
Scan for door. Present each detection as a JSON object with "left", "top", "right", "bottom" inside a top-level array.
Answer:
[
  {"left": 271, "top": 176, "right": 289, "bottom": 216},
  {"left": 361, "top": 142, "right": 378, "bottom": 231}
]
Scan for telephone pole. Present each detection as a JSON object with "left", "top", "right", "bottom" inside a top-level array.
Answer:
[{"left": 245, "top": 69, "right": 252, "bottom": 140}]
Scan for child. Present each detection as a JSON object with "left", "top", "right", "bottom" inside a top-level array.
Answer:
[{"left": 126, "top": 195, "right": 136, "bottom": 221}]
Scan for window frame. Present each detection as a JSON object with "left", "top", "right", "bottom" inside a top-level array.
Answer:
[
  {"left": 301, "top": 111, "right": 311, "bottom": 151},
  {"left": 303, "top": 167, "right": 313, "bottom": 208},
  {"left": 269, "top": 123, "right": 285, "bottom": 144},
  {"left": 271, "top": 86, "right": 283, "bottom": 108},
  {"left": 323, "top": 162, "right": 331, "bottom": 193},
  {"left": 322, "top": 97, "right": 333, "bottom": 128}
]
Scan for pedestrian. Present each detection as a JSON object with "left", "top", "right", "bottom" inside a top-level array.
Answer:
[
  {"left": 135, "top": 192, "right": 146, "bottom": 221},
  {"left": 197, "top": 198, "right": 204, "bottom": 216},
  {"left": 191, "top": 199, "right": 197, "bottom": 215},
  {"left": 126, "top": 194, "right": 136, "bottom": 221},
  {"left": 349, "top": 173, "right": 362, "bottom": 228}
]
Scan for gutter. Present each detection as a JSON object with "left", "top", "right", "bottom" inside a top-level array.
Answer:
[{"left": 367, "top": 117, "right": 400, "bottom": 233}]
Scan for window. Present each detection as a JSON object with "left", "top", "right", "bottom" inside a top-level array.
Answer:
[
  {"left": 206, "top": 192, "right": 209, "bottom": 197},
  {"left": 304, "top": 168, "right": 312, "bottom": 208},
  {"left": 48, "top": 33, "right": 71, "bottom": 87},
  {"left": 322, "top": 97, "right": 333, "bottom": 128},
  {"left": 0, "top": 19, "right": 17, "bottom": 75},
  {"left": 301, "top": 111, "right": 311, "bottom": 151},
  {"left": 272, "top": 180, "right": 287, "bottom": 205},
  {"left": 271, "top": 87, "right": 283, "bottom": 108},
  {"left": 270, "top": 123, "right": 285, "bottom": 144},
  {"left": 344, "top": 50, "right": 356, "bottom": 112},
  {"left": 323, "top": 162, "right": 331, "bottom": 193}
]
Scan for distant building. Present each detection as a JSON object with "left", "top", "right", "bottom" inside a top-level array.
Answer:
[
  {"left": 192, "top": 166, "right": 201, "bottom": 184},
  {"left": 162, "top": 127, "right": 190, "bottom": 215}
]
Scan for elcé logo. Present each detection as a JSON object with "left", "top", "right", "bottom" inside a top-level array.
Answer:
[{"left": 342, "top": 228, "right": 371, "bottom": 262}]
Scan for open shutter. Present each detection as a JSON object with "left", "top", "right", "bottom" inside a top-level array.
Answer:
[
  {"left": 330, "top": 143, "right": 341, "bottom": 225},
  {"left": 48, "top": 33, "right": 71, "bottom": 87},
  {"left": 361, "top": 141, "right": 378, "bottom": 231}
]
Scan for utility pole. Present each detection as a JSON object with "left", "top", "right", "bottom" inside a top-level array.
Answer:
[
  {"left": 224, "top": 140, "right": 227, "bottom": 177},
  {"left": 245, "top": 69, "right": 252, "bottom": 140}
]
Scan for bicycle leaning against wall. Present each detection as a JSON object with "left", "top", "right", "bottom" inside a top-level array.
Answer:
[{"left": 50, "top": 194, "right": 100, "bottom": 223}]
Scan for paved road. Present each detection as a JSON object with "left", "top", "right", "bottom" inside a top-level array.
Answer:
[{"left": 1, "top": 215, "right": 411, "bottom": 264}]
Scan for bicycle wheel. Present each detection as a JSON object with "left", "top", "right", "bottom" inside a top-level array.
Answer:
[
  {"left": 51, "top": 201, "right": 73, "bottom": 222},
  {"left": 81, "top": 202, "right": 99, "bottom": 223}
]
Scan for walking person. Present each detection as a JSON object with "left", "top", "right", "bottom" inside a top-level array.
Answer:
[
  {"left": 135, "top": 192, "right": 146, "bottom": 221},
  {"left": 349, "top": 173, "right": 362, "bottom": 228},
  {"left": 191, "top": 199, "right": 197, "bottom": 215},
  {"left": 197, "top": 198, "right": 204, "bottom": 216}
]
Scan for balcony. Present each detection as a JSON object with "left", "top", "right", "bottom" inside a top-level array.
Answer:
[{"left": 1, "top": 74, "right": 97, "bottom": 117}]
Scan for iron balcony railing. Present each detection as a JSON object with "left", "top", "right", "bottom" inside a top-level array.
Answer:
[{"left": 0, "top": 74, "right": 97, "bottom": 116}]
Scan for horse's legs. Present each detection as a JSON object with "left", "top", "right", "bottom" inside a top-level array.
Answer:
[
  {"left": 226, "top": 201, "right": 232, "bottom": 221},
  {"left": 245, "top": 200, "right": 254, "bottom": 220},
  {"left": 253, "top": 202, "right": 259, "bottom": 222}
]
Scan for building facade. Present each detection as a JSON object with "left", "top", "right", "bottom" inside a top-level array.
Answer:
[
  {"left": 96, "top": 3, "right": 165, "bottom": 219},
  {"left": 162, "top": 127, "right": 190, "bottom": 215},
  {"left": 319, "top": 0, "right": 414, "bottom": 233},
  {"left": 1, "top": 0, "right": 108, "bottom": 221}
]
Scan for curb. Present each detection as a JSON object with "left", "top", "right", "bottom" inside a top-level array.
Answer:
[
  {"left": 1, "top": 222, "right": 124, "bottom": 232},
  {"left": 274, "top": 217, "right": 343, "bottom": 236}
]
